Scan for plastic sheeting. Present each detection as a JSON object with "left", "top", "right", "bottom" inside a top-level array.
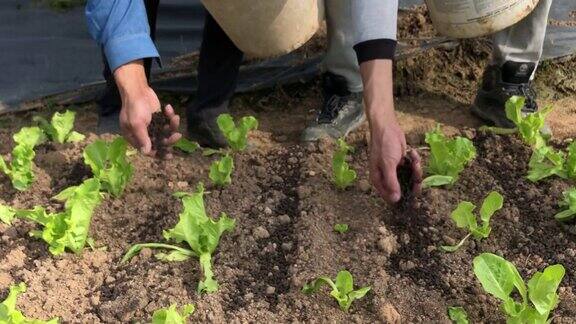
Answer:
[
  {"left": 0, "top": 0, "right": 204, "bottom": 111},
  {"left": 0, "top": 0, "right": 575, "bottom": 113}
]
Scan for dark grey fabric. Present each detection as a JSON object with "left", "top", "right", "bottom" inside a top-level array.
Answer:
[{"left": 0, "top": 0, "right": 204, "bottom": 110}]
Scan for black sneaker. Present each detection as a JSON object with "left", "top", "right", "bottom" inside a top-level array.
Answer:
[
  {"left": 301, "top": 72, "right": 365, "bottom": 141},
  {"left": 186, "top": 101, "right": 229, "bottom": 149},
  {"left": 471, "top": 61, "right": 551, "bottom": 135}
]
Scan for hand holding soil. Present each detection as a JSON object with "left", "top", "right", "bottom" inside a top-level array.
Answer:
[
  {"left": 369, "top": 119, "right": 422, "bottom": 203},
  {"left": 147, "top": 105, "right": 182, "bottom": 159},
  {"left": 396, "top": 150, "right": 423, "bottom": 209}
]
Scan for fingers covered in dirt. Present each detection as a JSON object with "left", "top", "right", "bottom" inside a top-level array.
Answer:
[
  {"left": 160, "top": 105, "right": 182, "bottom": 147},
  {"left": 407, "top": 149, "right": 423, "bottom": 194},
  {"left": 369, "top": 121, "right": 407, "bottom": 203}
]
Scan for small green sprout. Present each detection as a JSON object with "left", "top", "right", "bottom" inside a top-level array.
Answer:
[
  {"left": 473, "top": 253, "right": 565, "bottom": 323},
  {"left": 333, "top": 223, "right": 349, "bottom": 234},
  {"left": 217, "top": 114, "right": 258, "bottom": 151},
  {"left": 0, "top": 282, "right": 59, "bottom": 323},
  {"left": 441, "top": 191, "right": 503, "bottom": 252},
  {"left": 34, "top": 110, "right": 85, "bottom": 144},
  {"left": 422, "top": 125, "right": 476, "bottom": 188},
  {"left": 0, "top": 178, "right": 102, "bottom": 255},
  {"left": 173, "top": 138, "right": 200, "bottom": 154},
  {"left": 152, "top": 304, "right": 195, "bottom": 324},
  {"left": 554, "top": 188, "right": 576, "bottom": 222},
  {"left": 83, "top": 138, "right": 134, "bottom": 197},
  {"left": 505, "top": 96, "right": 552, "bottom": 149},
  {"left": 332, "top": 139, "right": 357, "bottom": 190},
  {"left": 0, "top": 127, "right": 47, "bottom": 191},
  {"left": 302, "top": 270, "right": 370, "bottom": 312},
  {"left": 527, "top": 145, "right": 567, "bottom": 182},
  {"left": 122, "top": 183, "right": 235, "bottom": 293},
  {"left": 447, "top": 306, "right": 469, "bottom": 324},
  {"left": 209, "top": 154, "right": 234, "bottom": 187}
]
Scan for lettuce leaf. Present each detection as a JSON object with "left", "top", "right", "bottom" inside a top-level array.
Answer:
[
  {"left": 152, "top": 304, "right": 195, "bottom": 324},
  {"left": 302, "top": 270, "right": 370, "bottom": 312},
  {"left": 6, "top": 178, "right": 102, "bottom": 255},
  {"left": 83, "top": 138, "right": 134, "bottom": 197},
  {"left": 209, "top": 154, "right": 233, "bottom": 187},
  {"left": 423, "top": 125, "right": 476, "bottom": 188},
  {"left": 0, "top": 127, "right": 46, "bottom": 191},
  {"left": 332, "top": 138, "right": 357, "bottom": 190},
  {"left": 34, "top": 110, "right": 84, "bottom": 144},
  {"left": 0, "top": 282, "right": 59, "bottom": 323},
  {"left": 217, "top": 114, "right": 258, "bottom": 151}
]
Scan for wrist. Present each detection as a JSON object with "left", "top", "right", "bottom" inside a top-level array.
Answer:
[
  {"left": 366, "top": 102, "right": 398, "bottom": 128},
  {"left": 114, "top": 60, "right": 150, "bottom": 100}
]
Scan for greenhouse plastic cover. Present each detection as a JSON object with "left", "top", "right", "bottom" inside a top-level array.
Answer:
[{"left": 0, "top": 0, "right": 574, "bottom": 112}]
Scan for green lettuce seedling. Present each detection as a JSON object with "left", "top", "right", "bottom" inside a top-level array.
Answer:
[
  {"left": 527, "top": 145, "right": 567, "bottom": 182},
  {"left": 209, "top": 154, "right": 233, "bottom": 187},
  {"left": 34, "top": 110, "right": 85, "bottom": 144},
  {"left": 423, "top": 125, "right": 476, "bottom": 188},
  {"left": 441, "top": 191, "right": 503, "bottom": 252},
  {"left": 173, "top": 138, "right": 200, "bottom": 154},
  {"left": 0, "top": 282, "right": 59, "bottom": 323},
  {"left": 83, "top": 138, "right": 134, "bottom": 197},
  {"left": 152, "top": 304, "right": 195, "bottom": 324},
  {"left": 447, "top": 306, "right": 469, "bottom": 324},
  {"left": 505, "top": 96, "right": 552, "bottom": 149},
  {"left": 332, "top": 139, "right": 357, "bottom": 190},
  {"left": 554, "top": 188, "right": 576, "bottom": 222},
  {"left": 0, "top": 127, "right": 47, "bottom": 191},
  {"left": 0, "top": 204, "right": 16, "bottom": 225},
  {"left": 526, "top": 141, "right": 576, "bottom": 183},
  {"left": 333, "top": 223, "right": 349, "bottom": 234},
  {"left": 122, "top": 183, "right": 235, "bottom": 293},
  {"left": 0, "top": 178, "right": 102, "bottom": 255},
  {"left": 565, "top": 141, "right": 576, "bottom": 179},
  {"left": 217, "top": 114, "right": 258, "bottom": 151},
  {"left": 302, "top": 270, "right": 370, "bottom": 312},
  {"left": 473, "top": 253, "right": 565, "bottom": 323}
]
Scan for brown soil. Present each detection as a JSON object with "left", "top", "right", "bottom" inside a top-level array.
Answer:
[
  {"left": 2, "top": 111, "right": 576, "bottom": 323},
  {"left": 1, "top": 6, "right": 576, "bottom": 323},
  {"left": 148, "top": 109, "right": 170, "bottom": 159}
]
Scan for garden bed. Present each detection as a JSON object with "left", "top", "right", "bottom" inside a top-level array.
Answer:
[
  {"left": 2, "top": 8, "right": 576, "bottom": 320},
  {"left": 1, "top": 122, "right": 575, "bottom": 322}
]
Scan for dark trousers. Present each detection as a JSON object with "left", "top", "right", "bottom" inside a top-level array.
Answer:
[
  {"left": 193, "top": 13, "right": 243, "bottom": 113},
  {"left": 99, "top": 5, "right": 243, "bottom": 117}
]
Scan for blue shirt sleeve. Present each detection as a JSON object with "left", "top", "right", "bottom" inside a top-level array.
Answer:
[{"left": 86, "top": 0, "right": 160, "bottom": 72}]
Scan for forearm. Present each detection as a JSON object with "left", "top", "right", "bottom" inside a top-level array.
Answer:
[{"left": 360, "top": 60, "right": 397, "bottom": 128}]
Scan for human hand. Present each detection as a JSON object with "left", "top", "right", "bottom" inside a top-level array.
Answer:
[
  {"left": 369, "top": 118, "right": 422, "bottom": 203},
  {"left": 115, "top": 61, "right": 181, "bottom": 155}
]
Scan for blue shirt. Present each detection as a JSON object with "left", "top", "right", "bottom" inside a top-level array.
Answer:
[{"left": 86, "top": 0, "right": 159, "bottom": 72}]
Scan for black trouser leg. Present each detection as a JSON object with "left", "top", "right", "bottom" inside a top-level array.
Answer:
[
  {"left": 98, "top": 0, "right": 160, "bottom": 116},
  {"left": 191, "top": 12, "right": 244, "bottom": 114}
]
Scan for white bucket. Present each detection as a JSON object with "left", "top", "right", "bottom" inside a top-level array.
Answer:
[
  {"left": 425, "top": 0, "right": 540, "bottom": 38},
  {"left": 201, "top": 0, "right": 324, "bottom": 58}
]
